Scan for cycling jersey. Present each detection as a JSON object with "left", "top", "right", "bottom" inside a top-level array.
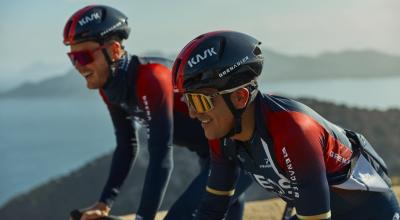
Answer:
[
  {"left": 195, "top": 92, "right": 399, "bottom": 220},
  {"left": 98, "top": 54, "right": 207, "bottom": 219},
  {"left": 96, "top": 53, "right": 249, "bottom": 220}
]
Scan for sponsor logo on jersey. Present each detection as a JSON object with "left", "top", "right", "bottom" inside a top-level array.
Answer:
[
  {"left": 253, "top": 172, "right": 299, "bottom": 199},
  {"left": 282, "top": 147, "right": 298, "bottom": 182},
  {"left": 141, "top": 96, "right": 152, "bottom": 138},
  {"left": 257, "top": 139, "right": 300, "bottom": 199},
  {"left": 259, "top": 158, "right": 272, "bottom": 168},
  {"left": 142, "top": 95, "right": 152, "bottom": 121},
  {"left": 393, "top": 212, "right": 399, "bottom": 220},
  {"left": 282, "top": 147, "right": 300, "bottom": 198},
  {"left": 78, "top": 12, "right": 101, "bottom": 26},
  {"left": 329, "top": 151, "right": 350, "bottom": 165},
  {"left": 253, "top": 174, "right": 285, "bottom": 195},
  {"left": 187, "top": 47, "right": 217, "bottom": 68}
]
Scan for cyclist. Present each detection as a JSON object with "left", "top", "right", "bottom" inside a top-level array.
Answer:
[
  {"left": 172, "top": 30, "right": 400, "bottom": 220},
  {"left": 63, "top": 6, "right": 252, "bottom": 220}
]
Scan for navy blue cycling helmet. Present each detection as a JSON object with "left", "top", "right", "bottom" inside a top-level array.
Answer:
[
  {"left": 173, "top": 30, "right": 263, "bottom": 93},
  {"left": 63, "top": 5, "right": 130, "bottom": 45}
]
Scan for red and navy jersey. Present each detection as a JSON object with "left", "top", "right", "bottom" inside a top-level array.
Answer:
[
  {"left": 197, "top": 92, "right": 391, "bottom": 220},
  {"left": 98, "top": 54, "right": 208, "bottom": 219}
]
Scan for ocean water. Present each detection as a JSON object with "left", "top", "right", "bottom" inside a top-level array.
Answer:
[
  {"left": 261, "top": 76, "right": 400, "bottom": 110},
  {"left": 1, "top": 77, "right": 400, "bottom": 207},
  {"left": 0, "top": 97, "right": 114, "bottom": 206}
]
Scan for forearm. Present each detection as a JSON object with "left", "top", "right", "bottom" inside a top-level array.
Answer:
[
  {"left": 100, "top": 142, "right": 138, "bottom": 207},
  {"left": 194, "top": 189, "right": 234, "bottom": 220},
  {"left": 99, "top": 99, "right": 138, "bottom": 207},
  {"left": 195, "top": 156, "right": 239, "bottom": 220},
  {"left": 136, "top": 143, "right": 173, "bottom": 219}
]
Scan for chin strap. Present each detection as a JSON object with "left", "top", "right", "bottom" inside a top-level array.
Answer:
[
  {"left": 101, "top": 48, "right": 117, "bottom": 76},
  {"left": 98, "top": 40, "right": 119, "bottom": 88},
  {"left": 222, "top": 94, "right": 246, "bottom": 138},
  {"left": 221, "top": 83, "right": 259, "bottom": 139},
  {"left": 101, "top": 43, "right": 129, "bottom": 90}
]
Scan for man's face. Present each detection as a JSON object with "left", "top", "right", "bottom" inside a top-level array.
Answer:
[
  {"left": 69, "top": 41, "right": 110, "bottom": 89},
  {"left": 187, "top": 88, "right": 235, "bottom": 140}
]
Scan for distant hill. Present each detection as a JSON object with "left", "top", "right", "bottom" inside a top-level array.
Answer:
[
  {"left": 1, "top": 98, "right": 399, "bottom": 220},
  {"left": 259, "top": 49, "right": 400, "bottom": 82},
  {"left": 0, "top": 69, "right": 95, "bottom": 99},
  {"left": 1, "top": 49, "right": 399, "bottom": 98}
]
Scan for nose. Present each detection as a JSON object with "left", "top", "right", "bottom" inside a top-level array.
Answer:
[
  {"left": 188, "top": 106, "right": 200, "bottom": 119},
  {"left": 73, "top": 63, "right": 86, "bottom": 74}
]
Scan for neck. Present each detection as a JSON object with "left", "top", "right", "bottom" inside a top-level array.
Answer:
[{"left": 230, "top": 102, "right": 255, "bottom": 142}]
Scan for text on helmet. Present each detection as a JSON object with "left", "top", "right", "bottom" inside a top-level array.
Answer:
[
  {"left": 218, "top": 56, "right": 249, "bottom": 78},
  {"left": 187, "top": 47, "right": 217, "bottom": 68},
  {"left": 100, "top": 21, "right": 123, "bottom": 36},
  {"left": 79, "top": 12, "right": 102, "bottom": 26}
]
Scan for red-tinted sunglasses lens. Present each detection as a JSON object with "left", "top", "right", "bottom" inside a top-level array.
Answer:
[{"left": 67, "top": 51, "right": 94, "bottom": 66}]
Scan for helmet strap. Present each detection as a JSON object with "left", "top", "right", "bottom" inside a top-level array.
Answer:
[
  {"left": 100, "top": 48, "right": 117, "bottom": 76},
  {"left": 98, "top": 41, "right": 119, "bottom": 90},
  {"left": 221, "top": 84, "right": 258, "bottom": 139},
  {"left": 221, "top": 94, "right": 247, "bottom": 138}
]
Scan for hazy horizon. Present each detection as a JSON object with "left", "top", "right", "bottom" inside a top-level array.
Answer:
[{"left": 0, "top": 0, "right": 399, "bottom": 89}]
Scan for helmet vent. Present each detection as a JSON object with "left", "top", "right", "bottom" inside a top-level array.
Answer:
[{"left": 253, "top": 46, "right": 262, "bottom": 56}]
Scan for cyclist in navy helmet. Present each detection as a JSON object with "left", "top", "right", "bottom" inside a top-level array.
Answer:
[
  {"left": 63, "top": 6, "right": 252, "bottom": 220},
  {"left": 173, "top": 30, "right": 400, "bottom": 220}
]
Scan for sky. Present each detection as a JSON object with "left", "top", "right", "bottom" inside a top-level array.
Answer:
[{"left": 0, "top": 0, "right": 399, "bottom": 89}]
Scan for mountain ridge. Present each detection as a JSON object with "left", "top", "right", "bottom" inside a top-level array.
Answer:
[{"left": 1, "top": 48, "right": 399, "bottom": 98}]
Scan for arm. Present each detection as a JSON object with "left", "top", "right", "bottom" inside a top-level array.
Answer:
[
  {"left": 135, "top": 64, "right": 174, "bottom": 219},
  {"left": 98, "top": 90, "right": 139, "bottom": 207},
  {"left": 277, "top": 113, "right": 331, "bottom": 220},
  {"left": 194, "top": 140, "right": 240, "bottom": 220}
]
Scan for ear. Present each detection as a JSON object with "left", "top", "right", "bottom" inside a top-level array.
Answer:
[
  {"left": 110, "top": 41, "right": 123, "bottom": 61},
  {"left": 231, "top": 88, "right": 250, "bottom": 109}
]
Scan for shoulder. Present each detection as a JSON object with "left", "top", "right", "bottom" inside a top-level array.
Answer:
[
  {"left": 134, "top": 57, "right": 174, "bottom": 105},
  {"left": 258, "top": 93, "right": 325, "bottom": 135},
  {"left": 135, "top": 56, "right": 173, "bottom": 83},
  {"left": 138, "top": 56, "right": 173, "bottom": 69}
]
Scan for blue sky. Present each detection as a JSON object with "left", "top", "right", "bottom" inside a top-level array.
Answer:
[{"left": 0, "top": 0, "right": 399, "bottom": 89}]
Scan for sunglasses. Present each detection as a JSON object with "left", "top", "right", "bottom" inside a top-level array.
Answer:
[
  {"left": 183, "top": 81, "right": 256, "bottom": 113},
  {"left": 67, "top": 45, "right": 107, "bottom": 66}
]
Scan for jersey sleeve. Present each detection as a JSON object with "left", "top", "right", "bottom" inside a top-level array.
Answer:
[
  {"left": 194, "top": 139, "right": 240, "bottom": 220},
  {"left": 271, "top": 111, "right": 332, "bottom": 220},
  {"left": 135, "top": 64, "right": 174, "bottom": 219},
  {"left": 98, "top": 89, "right": 138, "bottom": 207}
]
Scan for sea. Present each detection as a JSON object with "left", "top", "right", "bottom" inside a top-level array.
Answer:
[{"left": 1, "top": 76, "right": 399, "bottom": 207}]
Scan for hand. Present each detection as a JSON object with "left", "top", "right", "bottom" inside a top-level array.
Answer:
[{"left": 80, "top": 202, "right": 111, "bottom": 220}]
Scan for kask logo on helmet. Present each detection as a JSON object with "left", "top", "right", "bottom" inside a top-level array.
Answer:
[
  {"left": 187, "top": 47, "right": 217, "bottom": 68},
  {"left": 78, "top": 12, "right": 102, "bottom": 26}
]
